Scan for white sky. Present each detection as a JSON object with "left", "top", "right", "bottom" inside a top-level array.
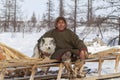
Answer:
[
  {"left": 22, "top": 0, "right": 48, "bottom": 20},
  {"left": 22, "top": 0, "right": 60, "bottom": 20}
]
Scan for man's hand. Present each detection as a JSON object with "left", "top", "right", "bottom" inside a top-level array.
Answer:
[{"left": 79, "top": 50, "right": 88, "bottom": 60}]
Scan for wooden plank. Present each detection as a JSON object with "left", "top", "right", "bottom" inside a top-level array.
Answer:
[
  {"left": 115, "top": 55, "right": 120, "bottom": 72},
  {"left": 57, "top": 63, "right": 63, "bottom": 80},
  {"left": 29, "top": 65, "right": 37, "bottom": 80},
  {"left": 0, "top": 56, "right": 116, "bottom": 68},
  {"left": 89, "top": 48, "right": 119, "bottom": 58},
  {"left": 0, "top": 68, "right": 6, "bottom": 80},
  {"left": 0, "top": 46, "right": 12, "bottom": 60},
  {"left": 0, "top": 59, "right": 58, "bottom": 68},
  {"left": 6, "top": 74, "right": 68, "bottom": 80},
  {"left": 3, "top": 46, "right": 19, "bottom": 59},
  {"left": 0, "top": 72, "right": 4, "bottom": 80},
  {"left": 0, "top": 42, "right": 30, "bottom": 59},
  {"left": 98, "top": 57, "right": 104, "bottom": 75},
  {"left": 85, "top": 56, "right": 116, "bottom": 62}
]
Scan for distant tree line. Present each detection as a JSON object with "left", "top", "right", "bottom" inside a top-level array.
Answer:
[{"left": 0, "top": 0, "right": 120, "bottom": 34}]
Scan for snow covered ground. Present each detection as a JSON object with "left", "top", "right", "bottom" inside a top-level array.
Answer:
[
  {"left": 0, "top": 29, "right": 46, "bottom": 57},
  {"left": 0, "top": 27, "right": 120, "bottom": 79}
]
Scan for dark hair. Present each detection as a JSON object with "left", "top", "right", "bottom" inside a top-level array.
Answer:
[{"left": 55, "top": 17, "right": 67, "bottom": 28}]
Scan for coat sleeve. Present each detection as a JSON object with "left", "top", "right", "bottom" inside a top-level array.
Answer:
[
  {"left": 37, "top": 29, "right": 54, "bottom": 42},
  {"left": 71, "top": 31, "right": 87, "bottom": 51}
]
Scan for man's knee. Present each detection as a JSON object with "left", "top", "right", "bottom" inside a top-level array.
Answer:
[{"left": 61, "top": 51, "right": 72, "bottom": 62}]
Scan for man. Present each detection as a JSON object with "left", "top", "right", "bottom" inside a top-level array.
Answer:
[{"left": 38, "top": 16, "right": 88, "bottom": 77}]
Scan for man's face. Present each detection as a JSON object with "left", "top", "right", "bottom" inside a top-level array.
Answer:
[{"left": 56, "top": 20, "right": 66, "bottom": 31}]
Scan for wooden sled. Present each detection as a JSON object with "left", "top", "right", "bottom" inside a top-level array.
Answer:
[
  {"left": 88, "top": 47, "right": 120, "bottom": 75},
  {"left": 0, "top": 42, "right": 120, "bottom": 80}
]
